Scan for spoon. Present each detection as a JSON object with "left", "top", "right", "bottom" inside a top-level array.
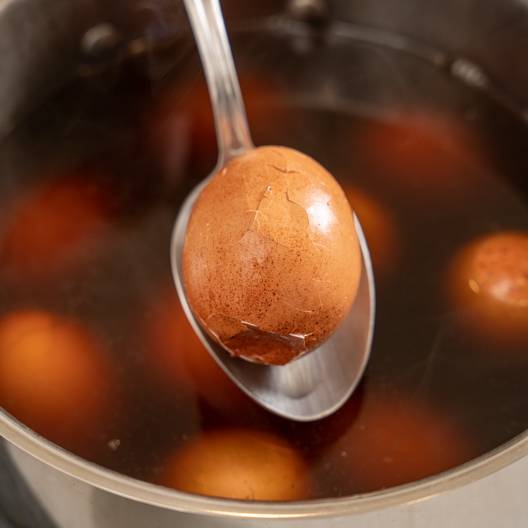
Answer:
[{"left": 171, "top": 0, "right": 375, "bottom": 421}]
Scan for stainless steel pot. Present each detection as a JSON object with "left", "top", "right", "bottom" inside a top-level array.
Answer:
[
  {"left": 2, "top": 416, "right": 528, "bottom": 526},
  {"left": 2, "top": 0, "right": 528, "bottom": 526}
]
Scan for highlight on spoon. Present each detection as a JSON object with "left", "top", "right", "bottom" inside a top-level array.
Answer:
[{"left": 182, "top": 0, "right": 253, "bottom": 168}]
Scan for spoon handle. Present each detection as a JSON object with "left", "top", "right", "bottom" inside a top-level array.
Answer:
[{"left": 183, "top": 0, "right": 254, "bottom": 167}]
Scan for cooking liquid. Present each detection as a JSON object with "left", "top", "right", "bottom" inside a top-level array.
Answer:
[{"left": 1, "top": 23, "right": 528, "bottom": 499}]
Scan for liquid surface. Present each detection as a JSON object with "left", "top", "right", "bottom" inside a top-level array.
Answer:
[{"left": 1, "top": 22, "right": 528, "bottom": 499}]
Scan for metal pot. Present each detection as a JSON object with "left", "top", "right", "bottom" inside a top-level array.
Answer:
[{"left": 2, "top": 0, "right": 528, "bottom": 526}]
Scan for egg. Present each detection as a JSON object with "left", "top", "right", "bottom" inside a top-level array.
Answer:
[
  {"left": 447, "top": 231, "right": 528, "bottom": 346},
  {"left": 355, "top": 110, "right": 481, "bottom": 200},
  {"left": 157, "top": 427, "right": 312, "bottom": 500},
  {"left": 315, "top": 392, "right": 477, "bottom": 494},
  {"left": 182, "top": 146, "right": 362, "bottom": 365},
  {"left": 341, "top": 183, "right": 400, "bottom": 279},
  {"left": 143, "top": 284, "right": 251, "bottom": 411},
  {"left": 0, "top": 310, "right": 115, "bottom": 454},
  {"left": 146, "top": 74, "right": 292, "bottom": 180},
  {"left": 0, "top": 173, "right": 114, "bottom": 279}
]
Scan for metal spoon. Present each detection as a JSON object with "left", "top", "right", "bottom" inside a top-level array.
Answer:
[{"left": 170, "top": 0, "right": 375, "bottom": 421}]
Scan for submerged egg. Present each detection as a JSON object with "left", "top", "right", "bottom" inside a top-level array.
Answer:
[
  {"left": 182, "top": 146, "right": 362, "bottom": 365},
  {"left": 158, "top": 427, "right": 312, "bottom": 500},
  {"left": 146, "top": 74, "right": 293, "bottom": 180},
  {"left": 0, "top": 310, "right": 115, "bottom": 455},
  {"left": 448, "top": 231, "right": 528, "bottom": 346},
  {"left": 355, "top": 110, "right": 482, "bottom": 200},
  {"left": 341, "top": 183, "right": 401, "bottom": 279},
  {"left": 0, "top": 172, "right": 114, "bottom": 279},
  {"left": 143, "top": 285, "right": 251, "bottom": 411},
  {"left": 315, "top": 392, "right": 477, "bottom": 494}
]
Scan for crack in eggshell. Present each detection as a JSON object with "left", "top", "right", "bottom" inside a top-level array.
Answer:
[
  {"left": 243, "top": 151, "right": 335, "bottom": 256},
  {"left": 183, "top": 146, "right": 361, "bottom": 365},
  {"left": 223, "top": 321, "right": 312, "bottom": 365},
  {"left": 281, "top": 300, "right": 317, "bottom": 314},
  {"left": 247, "top": 176, "right": 312, "bottom": 251},
  {"left": 198, "top": 313, "right": 315, "bottom": 365}
]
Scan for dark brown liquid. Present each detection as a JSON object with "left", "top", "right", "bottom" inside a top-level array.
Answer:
[{"left": 1, "top": 26, "right": 528, "bottom": 499}]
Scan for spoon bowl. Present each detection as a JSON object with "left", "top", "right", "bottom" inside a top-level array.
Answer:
[{"left": 171, "top": 0, "right": 375, "bottom": 421}]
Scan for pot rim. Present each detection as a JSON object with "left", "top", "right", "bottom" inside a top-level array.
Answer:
[{"left": 2, "top": 408, "right": 528, "bottom": 520}]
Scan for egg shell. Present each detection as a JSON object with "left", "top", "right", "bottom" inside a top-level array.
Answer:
[
  {"left": 0, "top": 173, "right": 114, "bottom": 279},
  {"left": 447, "top": 231, "right": 528, "bottom": 346},
  {"left": 355, "top": 110, "right": 482, "bottom": 201},
  {"left": 314, "top": 392, "right": 478, "bottom": 494},
  {"left": 157, "top": 427, "right": 313, "bottom": 500},
  {"left": 183, "top": 145, "right": 361, "bottom": 365},
  {"left": 145, "top": 74, "right": 293, "bottom": 180},
  {"left": 0, "top": 310, "right": 115, "bottom": 456},
  {"left": 143, "top": 285, "right": 251, "bottom": 411},
  {"left": 341, "top": 183, "right": 400, "bottom": 279}
]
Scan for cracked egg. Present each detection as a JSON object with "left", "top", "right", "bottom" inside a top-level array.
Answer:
[{"left": 182, "top": 145, "right": 361, "bottom": 365}]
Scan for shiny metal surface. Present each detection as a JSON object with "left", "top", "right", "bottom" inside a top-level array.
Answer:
[
  {"left": 170, "top": 0, "right": 375, "bottom": 421},
  {"left": 2, "top": 414, "right": 528, "bottom": 527}
]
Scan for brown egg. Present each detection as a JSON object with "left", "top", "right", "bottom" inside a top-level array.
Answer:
[
  {"left": 0, "top": 172, "right": 114, "bottom": 279},
  {"left": 341, "top": 183, "right": 400, "bottom": 279},
  {"left": 315, "top": 392, "right": 477, "bottom": 494},
  {"left": 157, "top": 427, "right": 312, "bottom": 500},
  {"left": 0, "top": 310, "right": 115, "bottom": 456},
  {"left": 355, "top": 110, "right": 482, "bottom": 200},
  {"left": 145, "top": 74, "right": 293, "bottom": 180},
  {"left": 143, "top": 284, "right": 251, "bottom": 411},
  {"left": 183, "top": 146, "right": 362, "bottom": 365},
  {"left": 447, "top": 231, "right": 528, "bottom": 346}
]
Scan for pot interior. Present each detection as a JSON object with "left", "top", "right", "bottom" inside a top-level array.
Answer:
[{"left": 1, "top": 0, "right": 528, "bottom": 510}]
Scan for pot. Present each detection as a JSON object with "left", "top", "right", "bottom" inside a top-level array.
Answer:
[{"left": 2, "top": 0, "right": 528, "bottom": 526}]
